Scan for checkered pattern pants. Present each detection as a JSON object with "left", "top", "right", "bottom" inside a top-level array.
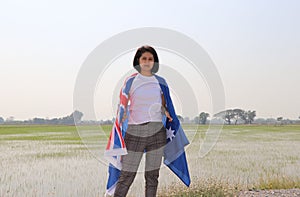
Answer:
[{"left": 113, "top": 121, "right": 166, "bottom": 197}]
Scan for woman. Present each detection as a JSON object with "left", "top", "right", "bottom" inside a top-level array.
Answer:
[{"left": 113, "top": 45, "right": 173, "bottom": 197}]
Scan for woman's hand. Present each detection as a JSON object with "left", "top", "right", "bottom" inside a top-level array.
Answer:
[{"left": 165, "top": 111, "right": 173, "bottom": 122}]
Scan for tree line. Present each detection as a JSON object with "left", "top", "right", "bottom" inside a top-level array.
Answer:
[
  {"left": 193, "top": 108, "right": 300, "bottom": 125},
  {"left": 1, "top": 108, "right": 300, "bottom": 125},
  {"left": 0, "top": 110, "right": 83, "bottom": 125}
]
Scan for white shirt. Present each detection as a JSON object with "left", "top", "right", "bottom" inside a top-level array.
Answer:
[{"left": 128, "top": 73, "right": 163, "bottom": 125}]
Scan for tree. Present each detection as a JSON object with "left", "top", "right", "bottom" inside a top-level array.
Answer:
[
  {"left": 233, "top": 109, "right": 244, "bottom": 125},
  {"left": 6, "top": 116, "right": 14, "bottom": 122},
  {"left": 0, "top": 117, "right": 4, "bottom": 124},
  {"left": 71, "top": 110, "right": 84, "bottom": 124},
  {"left": 30, "top": 110, "right": 84, "bottom": 125},
  {"left": 214, "top": 108, "right": 244, "bottom": 125},
  {"left": 214, "top": 109, "right": 235, "bottom": 125},
  {"left": 33, "top": 118, "right": 46, "bottom": 124},
  {"left": 277, "top": 117, "right": 283, "bottom": 121},
  {"left": 183, "top": 116, "right": 190, "bottom": 123},
  {"left": 199, "top": 112, "right": 210, "bottom": 124},
  {"left": 276, "top": 117, "right": 283, "bottom": 126},
  {"left": 248, "top": 111, "right": 256, "bottom": 124},
  {"left": 240, "top": 110, "right": 256, "bottom": 124},
  {"left": 194, "top": 116, "right": 200, "bottom": 124},
  {"left": 214, "top": 109, "right": 256, "bottom": 125}
]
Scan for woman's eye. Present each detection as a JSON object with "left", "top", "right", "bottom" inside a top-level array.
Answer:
[{"left": 141, "top": 57, "right": 153, "bottom": 61}]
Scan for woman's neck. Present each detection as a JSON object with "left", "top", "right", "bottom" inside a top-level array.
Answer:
[{"left": 140, "top": 70, "right": 153, "bottom": 76}]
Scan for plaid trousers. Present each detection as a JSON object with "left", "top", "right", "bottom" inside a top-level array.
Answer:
[{"left": 113, "top": 121, "right": 166, "bottom": 197}]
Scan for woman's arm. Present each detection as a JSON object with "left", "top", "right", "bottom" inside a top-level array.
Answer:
[
  {"left": 161, "top": 92, "right": 168, "bottom": 113},
  {"left": 161, "top": 90, "right": 173, "bottom": 122}
]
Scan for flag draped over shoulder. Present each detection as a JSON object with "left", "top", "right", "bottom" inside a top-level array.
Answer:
[{"left": 104, "top": 72, "right": 190, "bottom": 196}]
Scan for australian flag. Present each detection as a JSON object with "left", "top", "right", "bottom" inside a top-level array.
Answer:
[{"left": 104, "top": 73, "right": 190, "bottom": 196}]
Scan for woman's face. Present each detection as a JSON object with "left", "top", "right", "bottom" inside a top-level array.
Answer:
[{"left": 138, "top": 52, "right": 154, "bottom": 73}]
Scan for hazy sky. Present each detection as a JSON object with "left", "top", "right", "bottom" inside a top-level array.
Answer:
[{"left": 1, "top": 0, "right": 299, "bottom": 121}]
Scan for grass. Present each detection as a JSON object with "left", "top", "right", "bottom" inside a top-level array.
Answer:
[
  {"left": 158, "top": 124, "right": 300, "bottom": 196},
  {"left": 0, "top": 124, "right": 299, "bottom": 196},
  {"left": 256, "top": 174, "right": 300, "bottom": 190},
  {"left": 0, "top": 125, "right": 77, "bottom": 134},
  {"left": 158, "top": 176, "right": 240, "bottom": 197},
  {"left": 0, "top": 124, "right": 112, "bottom": 135},
  {"left": 0, "top": 124, "right": 113, "bottom": 144},
  {"left": 35, "top": 152, "right": 75, "bottom": 159}
]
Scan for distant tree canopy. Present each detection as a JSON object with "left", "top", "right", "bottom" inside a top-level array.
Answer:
[
  {"left": 1, "top": 109, "right": 299, "bottom": 125},
  {"left": 28, "top": 110, "right": 83, "bottom": 125},
  {"left": 0, "top": 117, "right": 4, "bottom": 124},
  {"left": 199, "top": 112, "right": 210, "bottom": 124},
  {"left": 193, "top": 112, "right": 210, "bottom": 124},
  {"left": 213, "top": 109, "right": 256, "bottom": 125},
  {"left": 240, "top": 110, "right": 256, "bottom": 124}
]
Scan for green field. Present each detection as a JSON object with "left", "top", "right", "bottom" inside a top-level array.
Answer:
[{"left": 0, "top": 124, "right": 299, "bottom": 196}]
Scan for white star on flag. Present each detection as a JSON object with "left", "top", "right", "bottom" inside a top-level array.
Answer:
[{"left": 166, "top": 126, "right": 175, "bottom": 141}]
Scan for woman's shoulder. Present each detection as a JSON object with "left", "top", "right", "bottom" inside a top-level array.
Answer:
[
  {"left": 153, "top": 73, "right": 168, "bottom": 87},
  {"left": 123, "top": 72, "right": 138, "bottom": 83},
  {"left": 153, "top": 73, "right": 166, "bottom": 81}
]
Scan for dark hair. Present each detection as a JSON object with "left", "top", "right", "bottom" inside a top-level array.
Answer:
[{"left": 133, "top": 45, "right": 159, "bottom": 73}]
